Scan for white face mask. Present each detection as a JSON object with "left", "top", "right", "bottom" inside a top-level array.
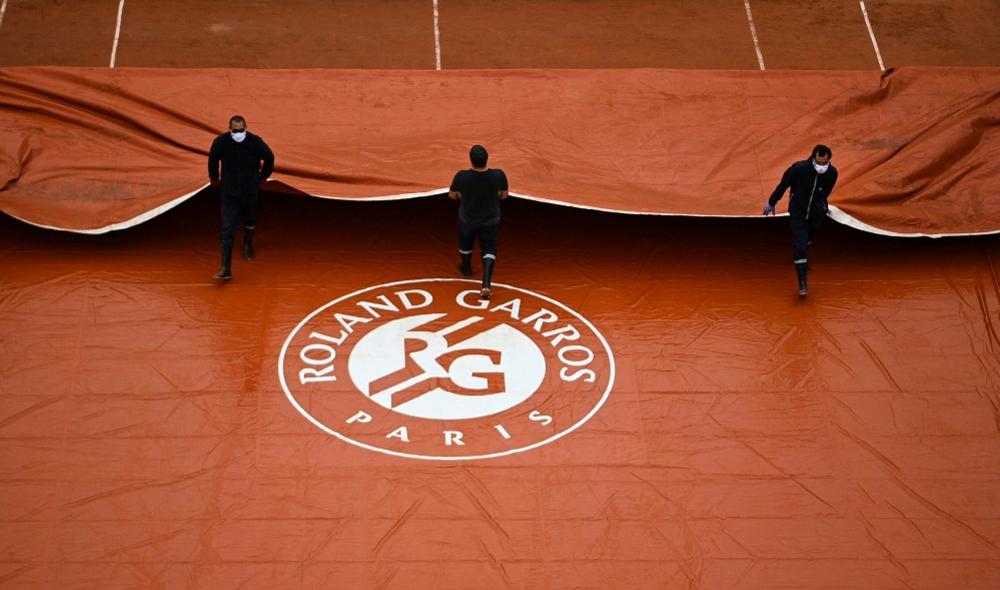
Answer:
[
  {"left": 813, "top": 160, "right": 830, "bottom": 174},
  {"left": 230, "top": 130, "right": 247, "bottom": 143}
]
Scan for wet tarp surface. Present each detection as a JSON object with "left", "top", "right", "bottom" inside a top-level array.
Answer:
[
  {"left": 2, "top": 0, "right": 1000, "bottom": 587},
  {"left": 2, "top": 192, "right": 1000, "bottom": 588},
  {"left": 1, "top": 66, "right": 998, "bottom": 236}
]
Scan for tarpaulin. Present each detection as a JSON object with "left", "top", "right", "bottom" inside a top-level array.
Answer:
[
  {"left": 0, "top": 66, "right": 997, "bottom": 236},
  {"left": 2, "top": 194, "right": 1000, "bottom": 588}
]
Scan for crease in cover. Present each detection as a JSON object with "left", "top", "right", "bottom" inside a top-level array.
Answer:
[{"left": 1, "top": 66, "right": 997, "bottom": 236}]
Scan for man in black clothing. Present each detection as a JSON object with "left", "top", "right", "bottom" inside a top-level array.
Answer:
[
  {"left": 763, "top": 144, "right": 838, "bottom": 297},
  {"left": 208, "top": 115, "right": 275, "bottom": 280},
  {"left": 449, "top": 145, "right": 509, "bottom": 300}
]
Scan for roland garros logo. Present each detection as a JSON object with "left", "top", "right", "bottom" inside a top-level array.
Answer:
[{"left": 278, "top": 279, "right": 615, "bottom": 460}]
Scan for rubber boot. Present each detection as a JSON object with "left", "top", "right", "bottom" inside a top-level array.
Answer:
[
  {"left": 480, "top": 256, "right": 495, "bottom": 300},
  {"left": 214, "top": 246, "right": 233, "bottom": 281},
  {"left": 459, "top": 253, "right": 472, "bottom": 278},
  {"left": 242, "top": 227, "right": 255, "bottom": 261},
  {"left": 795, "top": 262, "right": 809, "bottom": 297}
]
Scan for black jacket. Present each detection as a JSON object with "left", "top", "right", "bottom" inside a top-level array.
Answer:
[
  {"left": 768, "top": 159, "right": 838, "bottom": 218},
  {"left": 208, "top": 132, "right": 275, "bottom": 195}
]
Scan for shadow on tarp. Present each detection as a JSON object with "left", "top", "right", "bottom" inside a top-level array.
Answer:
[
  {"left": 2, "top": 67, "right": 998, "bottom": 236},
  {"left": 1, "top": 187, "right": 997, "bottom": 280}
]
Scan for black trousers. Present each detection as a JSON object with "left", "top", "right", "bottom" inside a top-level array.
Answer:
[
  {"left": 790, "top": 212, "right": 825, "bottom": 264},
  {"left": 220, "top": 190, "right": 258, "bottom": 251},
  {"left": 458, "top": 220, "right": 498, "bottom": 260}
]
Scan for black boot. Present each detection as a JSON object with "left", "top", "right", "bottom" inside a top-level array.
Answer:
[
  {"left": 481, "top": 256, "right": 495, "bottom": 300},
  {"left": 242, "top": 227, "right": 255, "bottom": 261},
  {"left": 795, "top": 262, "right": 808, "bottom": 297},
  {"left": 214, "top": 246, "right": 233, "bottom": 281},
  {"left": 459, "top": 253, "right": 472, "bottom": 277}
]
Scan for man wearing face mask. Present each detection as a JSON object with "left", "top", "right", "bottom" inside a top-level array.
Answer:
[
  {"left": 762, "top": 144, "right": 838, "bottom": 297},
  {"left": 208, "top": 115, "right": 275, "bottom": 281}
]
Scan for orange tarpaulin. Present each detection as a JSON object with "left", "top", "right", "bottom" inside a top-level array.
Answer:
[
  {"left": 1, "top": 66, "right": 998, "bottom": 236},
  {"left": 2, "top": 194, "right": 1000, "bottom": 588},
  {"left": 4, "top": 1, "right": 1000, "bottom": 587}
]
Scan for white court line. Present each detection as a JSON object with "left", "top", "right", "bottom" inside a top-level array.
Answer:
[
  {"left": 859, "top": 0, "right": 886, "bottom": 72},
  {"left": 109, "top": 0, "right": 125, "bottom": 67},
  {"left": 743, "top": 0, "right": 766, "bottom": 70},
  {"left": 0, "top": 0, "right": 9, "bottom": 33},
  {"left": 432, "top": 0, "right": 442, "bottom": 70}
]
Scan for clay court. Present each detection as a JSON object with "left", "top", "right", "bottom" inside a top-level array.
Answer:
[{"left": 1, "top": 1, "right": 1000, "bottom": 588}]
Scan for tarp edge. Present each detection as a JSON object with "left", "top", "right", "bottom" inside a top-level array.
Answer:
[{"left": 7, "top": 186, "right": 998, "bottom": 238}]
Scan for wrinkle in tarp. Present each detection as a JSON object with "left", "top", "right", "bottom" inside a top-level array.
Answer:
[
  {"left": 0, "top": 66, "right": 998, "bottom": 236},
  {"left": 1, "top": 196, "right": 1000, "bottom": 588}
]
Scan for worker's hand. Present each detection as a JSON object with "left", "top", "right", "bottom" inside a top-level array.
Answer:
[
  {"left": 210, "top": 178, "right": 220, "bottom": 187},
  {"left": 762, "top": 203, "right": 775, "bottom": 216}
]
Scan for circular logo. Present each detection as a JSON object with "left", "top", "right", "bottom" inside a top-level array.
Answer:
[{"left": 278, "top": 279, "right": 615, "bottom": 460}]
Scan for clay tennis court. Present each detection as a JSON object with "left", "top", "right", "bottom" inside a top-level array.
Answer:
[{"left": 1, "top": 1, "right": 1000, "bottom": 588}]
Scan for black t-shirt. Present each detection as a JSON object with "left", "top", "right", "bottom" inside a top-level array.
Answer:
[
  {"left": 450, "top": 169, "right": 508, "bottom": 225},
  {"left": 208, "top": 132, "right": 275, "bottom": 195}
]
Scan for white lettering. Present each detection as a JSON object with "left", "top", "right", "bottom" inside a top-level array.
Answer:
[
  {"left": 356, "top": 294, "right": 400, "bottom": 318},
  {"left": 309, "top": 330, "right": 349, "bottom": 346},
  {"left": 334, "top": 312, "right": 371, "bottom": 334},
  {"left": 386, "top": 426, "right": 410, "bottom": 442},
  {"left": 444, "top": 430, "right": 465, "bottom": 446},
  {"left": 299, "top": 365, "right": 336, "bottom": 384},
  {"left": 494, "top": 424, "right": 512, "bottom": 440},
  {"left": 346, "top": 411, "right": 372, "bottom": 424},
  {"left": 529, "top": 411, "right": 553, "bottom": 426},
  {"left": 299, "top": 344, "right": 338, "bottom": 384},
  {"left": 456, "top": 289, "right": 489, "bottom": 310},
  {"left": 299, "top": 343, "right": 336, "bottom": 365},
  {"left": 542, "top": 324, "right": 581, "bottom": 347},
  {"left": 522, "top": 308, "right": 559, "bottom": 332},
  {"left": 490, "top": 298, "right": 522, "bottom": 320},
  {"left": 398, "top": 289, "right": 433, "bottom": 310},
  {"left": 560, "top": 367, "right": 596, "bottom": 383},
  {"left": 558, "top": 344, "right": 594, "bottom": 366}
]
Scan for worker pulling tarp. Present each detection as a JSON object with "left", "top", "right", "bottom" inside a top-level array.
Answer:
[{"left": 0, "top": 66, "right": 997, "bottom": 236}]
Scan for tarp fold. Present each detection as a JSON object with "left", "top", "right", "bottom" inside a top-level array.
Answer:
[{"left": 1, "top": 66, "right": 997, "bottom": 235}]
